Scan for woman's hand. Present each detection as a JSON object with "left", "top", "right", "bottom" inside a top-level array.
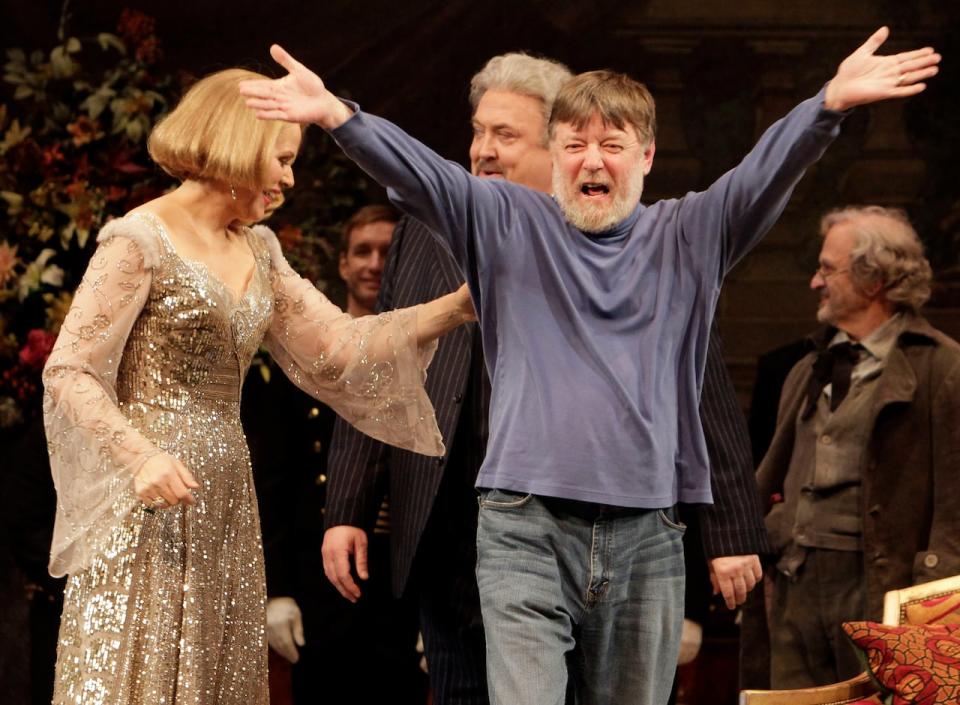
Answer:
[
  {"left": 414, "top": 283, "right": 477, "bottom": 345},
  {"left": 453, "top": 283, "right": 477, "bottom": 324},
  {"left": 134, "top": 453, "right": 200, "bottom": 510}
]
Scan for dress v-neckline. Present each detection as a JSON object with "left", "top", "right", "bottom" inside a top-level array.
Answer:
[{"left": 135, "top": 211, "right": 258, "bottom": 306}]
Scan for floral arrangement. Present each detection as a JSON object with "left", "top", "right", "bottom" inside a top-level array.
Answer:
[
  {"left": 0, "top": 9, "right": 174, "bottom": 430},
  {"left": 0, "top": 6, "right": 369, "bottom": 430}
]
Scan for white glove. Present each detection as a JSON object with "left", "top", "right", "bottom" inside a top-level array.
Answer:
[
  {"left": 677, "top": 618, "right": 703, "bottom": 665},
  {"left": 266, "top": 596, "right": 305, "bottom": 663}
]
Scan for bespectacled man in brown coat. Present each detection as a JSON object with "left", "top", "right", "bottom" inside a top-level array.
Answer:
[{"left": 754, "top": 205, "right": 960, "bottom": 688}]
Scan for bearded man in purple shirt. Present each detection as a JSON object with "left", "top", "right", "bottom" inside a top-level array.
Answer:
[{"left": 241, "top": 28, "right": 940, "bottom": 704}]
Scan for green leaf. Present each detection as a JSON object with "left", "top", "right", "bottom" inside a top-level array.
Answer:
[
  {"left": 125, "top": 119, "right": 143, "bottom": 142},
  {"left": 80, "top": 90, "right": 111, "bottom": 120},
  {"left": 0, "top": 191, "right": 23, "bottom": 215},
  {"left": 13, "top": 84, "right": 32, "bottom": 99},
  {"left": 96, "top": 33, "right": 127, "bottom": 55},
  {"left": 51, "top": 101, "right": 71, "bottom": 122},
  {"left": 50, "top": 46, "right": 76, "bottom": 79},
  {"left": 5, "top": 48, "right": 25, "bottom": 63},
  {"left": 65, "top": 37, "right": 81, "bottom": 54}
]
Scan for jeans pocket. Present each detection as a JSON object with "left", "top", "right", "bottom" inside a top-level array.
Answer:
[
  {"left": 657, "top": 508, "right": 687, "bottom": 534},
  {"left": 479, "top": 488, "right": 534, "bottom": 509}
]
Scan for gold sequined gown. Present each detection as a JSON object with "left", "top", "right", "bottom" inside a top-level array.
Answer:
[{"left": 42, "top": 213, "right": 443, "bottom": 705}]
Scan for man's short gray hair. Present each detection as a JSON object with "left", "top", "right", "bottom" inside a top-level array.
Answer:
[
  {"left": 469, "top": 53, "right": 573, "bottom": 145},
  {"left": 820, "top": 205, "right": 933, "bottom": 314}
]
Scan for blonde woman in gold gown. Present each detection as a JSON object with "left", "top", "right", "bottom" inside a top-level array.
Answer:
[{"left": 42, "top": 68, "right": 472, "bottom": 705}]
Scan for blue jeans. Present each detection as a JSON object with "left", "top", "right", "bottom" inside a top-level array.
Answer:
[{"left": 476, "top": 490, "right": 685, "bottom": 705}]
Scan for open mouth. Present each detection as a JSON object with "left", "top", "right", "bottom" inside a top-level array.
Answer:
[{"left": 580, "top": 183, "right": 610, "bottom": 198}]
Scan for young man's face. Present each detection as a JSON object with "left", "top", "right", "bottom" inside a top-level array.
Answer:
[
  {"left": 339, "top": 220, "right": 395, "bottom": 313},
  {"left": 550, "top": 113, "right": 655, "bottom": 233},
  {"left": 811, "top": 221, "right": 873, "bottom": 329},
  {"left": 469, "top": 89, "right": 553, "bottom": 193}
]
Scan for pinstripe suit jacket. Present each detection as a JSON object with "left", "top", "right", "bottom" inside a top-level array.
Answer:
[
  {"left": 698, "top": 327, "right": 771, "bottom": 558},
  {"left": 325, "top": 217, "right": 487, "bottom": 597},
  {"left": 325, "top": 218, "right": 768, "bottom": 598}
]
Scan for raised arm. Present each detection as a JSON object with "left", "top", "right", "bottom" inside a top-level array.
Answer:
[
  {"left": 239, "top": 47, "right": 516, "bottom": 276},
  {"left": 680, "top": 27, "right": 940, "bottom": 284},
  {"left": 257, "top": 226, "right": 469, "bottom": 457},
  {"left": 240, "top": 45, "right": 354, "bottom": 129},
  {"left": 824, "top": 27, "right": 940, "bottom": 112}
]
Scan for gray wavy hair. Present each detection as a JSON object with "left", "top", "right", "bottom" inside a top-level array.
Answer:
[
  {"left": 469, "top": 52, "right": 573, "bottom": 146},
  {"left": 820, "top": 205, "right": 932, "bottom": 313}
]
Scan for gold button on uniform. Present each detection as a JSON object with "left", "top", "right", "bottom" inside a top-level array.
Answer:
[
  {"left": 312, "top": 440, "right": 323, "bottom": 453},
  {"left": 316, "top": 473, "right": 327, "bottom": 485},
  {"left": 821, "top": 434, "right": 832, "bottom": 445},
  {"left": 924, "top": 553, "right": 940, "bottom": 569},
  {"left": 308, "top": 407, "right": 320, "bottom": 418}
]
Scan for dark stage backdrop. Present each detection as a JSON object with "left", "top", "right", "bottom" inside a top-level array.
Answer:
[{"left": 2, "top": 0, "right": 959, "bottom": 392}]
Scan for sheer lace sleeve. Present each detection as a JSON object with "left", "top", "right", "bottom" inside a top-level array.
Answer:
[
  {"left": 43, "top": 220, "right": 160, "bottom": 577},
  {"left": 253, "top": 225, "right": 444, "bottom": 457}
]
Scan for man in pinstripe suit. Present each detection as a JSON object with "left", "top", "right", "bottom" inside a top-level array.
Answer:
[
  {"left": 243, "top": 204, "right": 429, "bottom": 704},
  {"left": 320, "top": 52, "right": 769, "bottom": 703}
]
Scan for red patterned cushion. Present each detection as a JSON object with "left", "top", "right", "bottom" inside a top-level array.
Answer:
[{"left": 842, "top": 621, "right": 960, "bottom": 705}]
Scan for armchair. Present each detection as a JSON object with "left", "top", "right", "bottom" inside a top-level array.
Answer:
[{"left": 739, "top": 574, "right": 960, "bottom": 705}]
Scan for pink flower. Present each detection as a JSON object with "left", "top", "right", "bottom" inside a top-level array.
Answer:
[
  {"left": 18, "top": 329, "right": 57, "bottom": 371},
  {"left": 117, "top": 9, "right": 156, "bottom": 45},
  {"left": 66, "top": 116, "right": 102, "bottom": 147},
  {"left": 135, "top": 37, "right": 163, "bottom": 65},
  {"left": 41, "top": 144, "right": 64, "bottom": 167},
  {"left": 277, "top": 224, "right": 303, "bottom": 251}
]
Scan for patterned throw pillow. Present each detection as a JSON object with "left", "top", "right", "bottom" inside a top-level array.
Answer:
[{"left": 842, "top": 621, "right": 960, "bottom": 705}]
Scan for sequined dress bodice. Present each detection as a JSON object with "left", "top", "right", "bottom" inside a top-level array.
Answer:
[{"left": 116, "top": 218, "right": 273, "bottom": 419}]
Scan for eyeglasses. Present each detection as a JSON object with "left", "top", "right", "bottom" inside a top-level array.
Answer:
[{"left": 814, "top": 266, "right": 850, "bottom": 281}]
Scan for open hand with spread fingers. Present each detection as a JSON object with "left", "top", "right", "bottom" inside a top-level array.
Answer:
[
  {"left": 238, "top": 45, "right": 354, "bottom": 129},
  {"left": 134, "top": 453, "right": 201, "bottom": 511},
  {"left": 825, "top": 26, "right": 941, "bottom": 112}
]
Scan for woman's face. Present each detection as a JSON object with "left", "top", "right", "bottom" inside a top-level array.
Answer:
[{"left": 234, "top": 123, "right": 301, "bottom": 223}]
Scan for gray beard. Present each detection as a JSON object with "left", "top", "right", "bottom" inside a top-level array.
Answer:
[{"left": 551, "top": 167, "right": 644, "bottom": 234}]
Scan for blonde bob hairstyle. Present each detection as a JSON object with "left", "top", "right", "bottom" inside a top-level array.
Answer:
[
  {"left": 820, "top": 205, "right": 933, "bottom": 314},
  {"left": 148, "top": 68, "right": 284, "bottom": 189}
]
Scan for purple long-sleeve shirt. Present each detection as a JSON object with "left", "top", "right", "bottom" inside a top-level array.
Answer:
[{"left": 331, "top": 88, "right": 844, "bottom": 507}]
